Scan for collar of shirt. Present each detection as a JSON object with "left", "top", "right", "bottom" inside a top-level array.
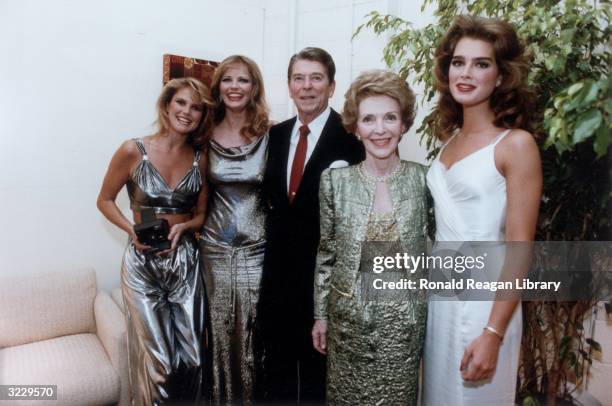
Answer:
[
  {"left": 290, "top": 106, "right": 331, "bottom": 160},
  {"left": 286, "top": 106, "right": 332, "bottom": 190}
]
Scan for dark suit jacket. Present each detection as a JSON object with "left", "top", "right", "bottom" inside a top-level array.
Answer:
[{"left": 258, "top": 109, "right": 364, "bottom": 353}]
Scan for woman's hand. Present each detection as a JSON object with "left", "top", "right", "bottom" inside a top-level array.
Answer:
[
  {"left": 130, "top": 232, "right": 151, "bottom": 252},
  {"left": 312, "top": 319, "right": 328, "bottom": 355},
  {"left": 157, "top": 222, "right": 189, "bottom": 256},
  {"left": 460, "top": 331, "right": 502, "bottom": 381}
]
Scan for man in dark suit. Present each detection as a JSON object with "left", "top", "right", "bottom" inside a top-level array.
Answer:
[{"left": 257, "top": 47, "right": 364, "bottom": 404}]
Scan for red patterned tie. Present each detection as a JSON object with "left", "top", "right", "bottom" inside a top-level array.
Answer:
[{"left": 288, "top": 125, "right": 310, "bottom": 203}]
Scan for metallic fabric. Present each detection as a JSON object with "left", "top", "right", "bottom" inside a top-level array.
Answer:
[
  {"left": 200, "top": 134, "right": 268, "bottom": 405},
  {"left": 127, "top": 138, "right": 202, "bottom": 214},
  {"left": 202, "top": 135, "right": 268, "bottom": 246},
  {"left": 121, "top": 235, "right": 205, "bottom": 406},
  {"left": 201, "top": 240, "right": 264, "bottom": 405},
  {"left": 314, "top": 161, "right": 429, "bottom": 405},
  {"left": 364, "top": 210, "right": 399, "bottom": 241},
  {"left": 121, "top": 137, "right": 205, "bottom": 405}
]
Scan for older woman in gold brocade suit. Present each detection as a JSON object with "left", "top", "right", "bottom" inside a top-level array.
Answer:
[{"left": 311, "top": 70, "right": 429, "bottom": 405}]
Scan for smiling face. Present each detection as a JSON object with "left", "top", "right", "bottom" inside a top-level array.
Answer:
[
  {"left": 448, "top": 37, "right": 502, "bottom": 108},
  {"left": 288, "top": 59, "right": 335, "bottom": 124},
  {"left": 219, "top": 63, "right": 253, "bottom": 112},
  {"left": 356, "top": 95, "right": 404, "bottom": 162},
  {"left": 166, "top": 87, "right": 204, "bottom": 135}
]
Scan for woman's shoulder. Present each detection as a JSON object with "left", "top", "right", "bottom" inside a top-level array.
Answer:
[
  {"left": 399, "top": 159, "right": 429, "bottom": 177},
  {"left": 324, "top": 161, "right": 429, "bottom": 183},
  {"left": 392, "top": 161, "right": 429, "bottom": 195},
  {"left": 499, "top": 128, "right": 537, "bottom": 148},
  {"left": 495, "top": 129, "right": 539, "bottom": 161},
  {"left": 320, "top": 164, "right": 361, "bottom": 193},
  {"left": 114, "top": 137, "right": 144, "bottom": 160},
  {"left": 399, "top": 159, "right": 427, "bottom": 169},
  {"left": 323, "top": 162, "right": 360, "bottom": 179}
]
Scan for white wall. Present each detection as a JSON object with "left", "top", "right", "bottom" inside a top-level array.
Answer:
[
  {"left": 0, "top": 0, "right": 268, "bottom": 290},
  {"left": 0, "top": 0, "right": 432, "bottom": 291},
  {"left": 262, "top": 0, "right": 435, "bottom": 163}
]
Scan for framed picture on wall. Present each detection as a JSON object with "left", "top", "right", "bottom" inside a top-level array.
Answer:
[{"left": 163, "top": 54, "right": 219, "bottom": 87}]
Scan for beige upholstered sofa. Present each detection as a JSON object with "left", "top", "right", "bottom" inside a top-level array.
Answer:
[{"left": 0, "top": 268, "right": 129, "bottom": 406}]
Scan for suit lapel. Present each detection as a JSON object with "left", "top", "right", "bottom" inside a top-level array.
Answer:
[
  {"left": 273, "top": 117, "right": 295, "bottom": 206},
  {"left": 301, "top": 121, "right": 334, "bottom": 186}
]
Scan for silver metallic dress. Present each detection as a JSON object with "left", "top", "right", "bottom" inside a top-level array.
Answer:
[
  {"left": 200, "top": 134, "right": 268, "bottom": 405},
  {"left": 122, "top": 138, "right": 205, "bottom": 406},
  {"left": 314, "top": 162, "right": 429, "bottom": 406}
]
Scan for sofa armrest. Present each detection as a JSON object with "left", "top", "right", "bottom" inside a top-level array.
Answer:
[
  {"left": 111, "top": 287, "right": 125, "bottom": 314},
  {"left": 94, "top": 291, "right": 130, "bottom": 406}
]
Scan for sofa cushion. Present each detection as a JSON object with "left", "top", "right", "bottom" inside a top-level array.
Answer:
[
  {"left": 0, "top": 333, "right": 119, "bottom": 406},
  {"left": 0, "top": 269, "right": 96, "bottom": 347}
]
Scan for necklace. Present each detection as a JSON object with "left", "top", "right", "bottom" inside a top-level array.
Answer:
[{"left": 359, "top": 161, "right": 401, "bottom": 183}]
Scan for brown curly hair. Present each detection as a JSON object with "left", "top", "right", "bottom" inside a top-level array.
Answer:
[
  {"left": 210, "top": 55, "right": 270, "bottom": 139},
  {"left": 434, "top": 15, "right": 535, "bottom": 140},
  {"left": 155, "top": 77, "right": 213, "bottom": 149},
  {"left": 342, "top": 69, "right": 416, "bottom": 135}
]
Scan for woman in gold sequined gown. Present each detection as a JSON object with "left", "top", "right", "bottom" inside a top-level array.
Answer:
[
  {"left": 312, "top": 70, "right": 429, "bottom": 405},
  {"left": 199, "top": 55, "right": 270, "bottom": 405}
]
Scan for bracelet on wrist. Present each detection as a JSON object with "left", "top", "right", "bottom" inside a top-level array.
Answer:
[{"left": 483, "top": 325, "right": 504, "bottom": 341}]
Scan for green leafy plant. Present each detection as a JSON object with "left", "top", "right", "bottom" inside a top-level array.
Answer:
[{"left": 355, "top": 1, "right": 610, "bottom": 404}]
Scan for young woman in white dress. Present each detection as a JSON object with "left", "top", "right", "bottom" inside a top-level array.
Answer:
[{"left": 423, "top": 15, "right": 542, "bottom": 405}]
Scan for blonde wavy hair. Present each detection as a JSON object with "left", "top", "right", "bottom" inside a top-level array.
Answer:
[
  {"left": 210, "top": 55, "right": 270, "bottom": 139},
  {"left": 342, "top": 69, "right": 416, "bottom": 134},
  {"left": 155, "top": 77, "right": 213, "bottom": 149}
]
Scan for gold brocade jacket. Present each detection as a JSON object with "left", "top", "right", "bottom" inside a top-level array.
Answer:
[{"left": 313, "top": 160, "right": 430, "bottom": 319}]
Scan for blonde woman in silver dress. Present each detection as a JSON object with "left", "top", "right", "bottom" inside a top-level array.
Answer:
[
  {"left": 199, "top": 55, "right": 269, "bottom": 405},
  {"left": 312, "top": 69, "right": 428, "bottom": 405}
]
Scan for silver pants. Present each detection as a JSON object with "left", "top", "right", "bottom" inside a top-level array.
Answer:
[
  {"left": 200, "top": 239, "right": 265, "bottom": 405},
  {"left": 121, "top": 235, "right": 205, "bottom": 406}
]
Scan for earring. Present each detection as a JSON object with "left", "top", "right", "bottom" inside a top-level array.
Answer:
[{"left": 356, "top": 135, "right": 361, "bottom": 141}]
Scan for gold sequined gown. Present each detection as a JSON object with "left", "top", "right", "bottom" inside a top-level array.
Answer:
[
  {"left": 314, "top": 161, "right": 429, "bottom": 405},
  {"left": 200, "top": 134, "right": 268, "bottom": 405}
]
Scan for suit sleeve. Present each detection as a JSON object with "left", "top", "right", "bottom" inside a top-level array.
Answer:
[
  {"left": 261, "top": 130, "right": 276, "bottom": 214},
  {"left": 313, "top": 168, "right": 336, "bottom": 320}
]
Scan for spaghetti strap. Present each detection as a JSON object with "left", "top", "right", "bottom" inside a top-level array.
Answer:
[
  {"left": 441, "top": 131, "right": 459, "bottom": 150},
  {"left": 132, "top": 138, "right": 148, "bottom": 159},
  {"left": 193, "top": 149, "right": 201, "bottom": 166},
  {"left": 436, "top": 131, "right": 459, "bottom": 160},
  {"left": 492, "top": 129, "right": 512, "bottom": 146}
]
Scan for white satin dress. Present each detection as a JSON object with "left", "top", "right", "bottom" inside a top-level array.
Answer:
[{"left": 423, "top": 129, "right": 522, "bottom": 405}]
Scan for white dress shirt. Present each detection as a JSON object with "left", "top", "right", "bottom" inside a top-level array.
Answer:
[{"left": 286, "top": 106, "right": 331, "bottom": 191}]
